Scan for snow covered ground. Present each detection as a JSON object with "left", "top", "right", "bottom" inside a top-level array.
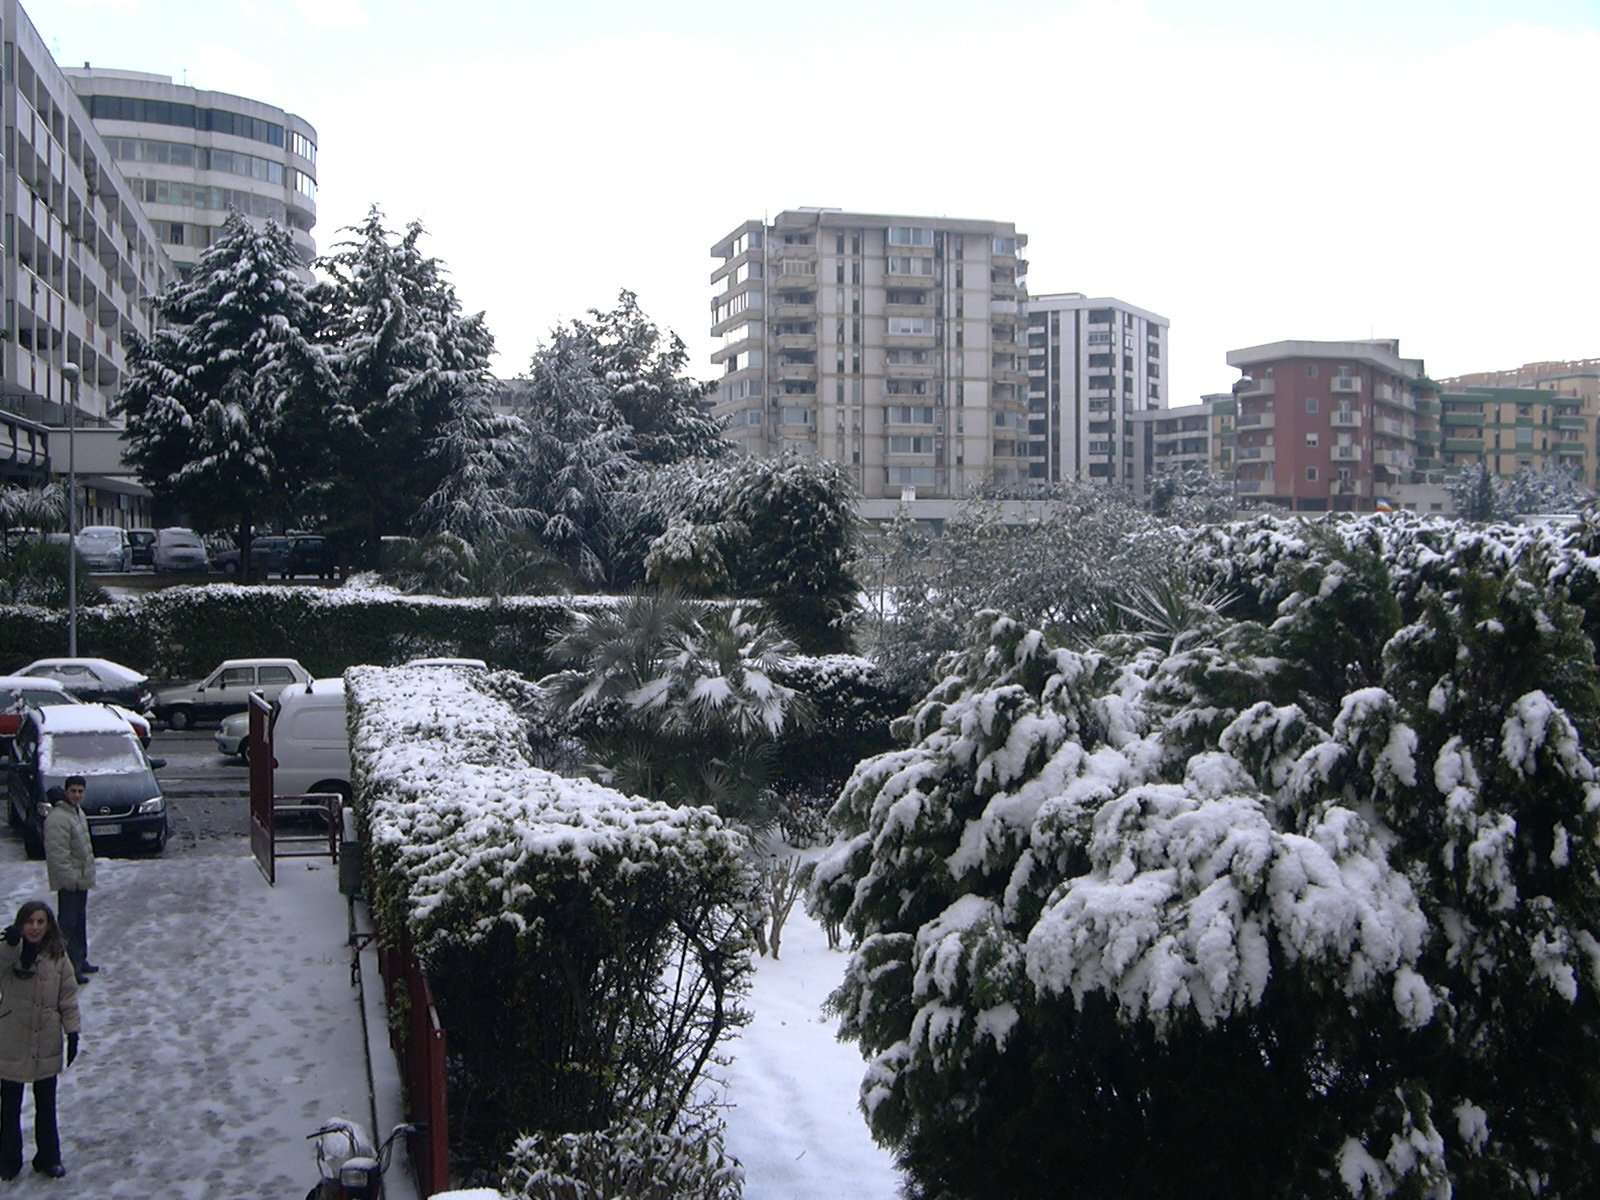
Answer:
[
  {"left": 718, "top": 908, "right": 903, "bottom": 1199},
  {"left": 0, "top": 855, "right": 368, "bottom": 1199}
]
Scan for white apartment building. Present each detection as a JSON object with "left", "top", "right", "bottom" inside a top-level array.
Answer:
[
  {"left": 710, "top": 209, "right": 1028, "bottom": 518},
  {"left": 0, "top": 0, "right": 176, "bottom": 523},
  {"left": 1023, "top": 293, "right": 1169, "bottom": 486},
  {"left": 64, "top": 67, "right": 318, "bottom": 277}
]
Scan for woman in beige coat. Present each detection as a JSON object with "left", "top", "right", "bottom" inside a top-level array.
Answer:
[{"left": 0, "top": 900, "right": 80, "bottom": 1180}]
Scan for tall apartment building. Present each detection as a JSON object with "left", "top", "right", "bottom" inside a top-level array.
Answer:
[
  {"left": 1022, "top": 294, "right": 1168, "bottom": 486},
  {"left": 1224, "top": 340, "right": 1442, "bottom": 512},
  {"left": 1129, "top": 401, "right": 1208, "bottom": 492},
  {"left": 1441, "top": 358, "right": 1600, "bottom": 408},
  {"left": 1437, "top": 386, "right": 1594, "bottom": 488},
  {"left": 709, "top": 209, "right": 1028, "bottom": 516},
  {"left": 65, "top": 67, "right": 318, "bottom": 277},
  {"left": 1, "top": 0, "right": 173, "bottom": 429}
]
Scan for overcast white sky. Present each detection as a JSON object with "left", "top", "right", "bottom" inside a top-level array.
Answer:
[{"left": 31, "top": 0, "right": 1600, "bottom": 405}]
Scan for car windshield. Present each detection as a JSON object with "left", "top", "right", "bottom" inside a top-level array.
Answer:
[
  {"left": 40, "top": 732, "right": 145, "bottom": 774},
  {"left": 129, "top": 532, "right": 154, "bottom": 544},
  {"left": 164, "top": 535, "right": 203, "bottom": 549},
  {"left": 79, "top": 530, "right": 120, "bottom": 545},
  {"left": 22, "top": 690, "right": 75, "bottom": 708}
]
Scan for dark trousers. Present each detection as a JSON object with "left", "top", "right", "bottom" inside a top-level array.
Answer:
[
  {"left": 56, "top": 890, "right": 88, "bottom": 974},
  {"left": 0, "top": 1076, "right": 60, "bottom": 1172}
]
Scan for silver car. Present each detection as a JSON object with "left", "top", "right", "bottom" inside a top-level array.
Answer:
[
  {"left": 215, "top": 710, "right": 250, "bottom": 761},
  {"left": 153, "top": 527, "right": 209, "bottom": 573},
  {"left": 74, "top": 526, "right": 130, "bottom": 572}
]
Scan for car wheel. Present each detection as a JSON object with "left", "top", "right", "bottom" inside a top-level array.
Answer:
[
  {"left": 238, "top": 741, "right": 250, "bottom": 766},
  {"left": 224, "top": 561, "right": 238, "bottom": 576},
  {"left": 168, "top": 707, "right": 193, "bottom": 731}
]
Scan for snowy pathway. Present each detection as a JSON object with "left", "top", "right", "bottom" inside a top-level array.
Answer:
[
  {"left": 0, "top": 855, "right": 368, "bottom": 1198},
  {"left": 719, "top": 908, "right": 902, "bottom": 1199}
]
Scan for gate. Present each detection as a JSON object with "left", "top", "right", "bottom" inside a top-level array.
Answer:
[
  {"left": 248, "top": 692, "right": 275, "bottom": 883},
  {"left": 248, "top": 691, "right": 341, "bottom": 886}
]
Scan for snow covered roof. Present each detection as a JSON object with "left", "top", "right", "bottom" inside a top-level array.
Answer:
[
  {"left": 22, "top": 657, "right": 147, "bottom": 685},
  {"left": 35, "top": 705, "right": 138, "bottom": 735}
]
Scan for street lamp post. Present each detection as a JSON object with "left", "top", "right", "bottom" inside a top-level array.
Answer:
[{"left": 61, "top": 362, "right": 80, "bottom": 656}]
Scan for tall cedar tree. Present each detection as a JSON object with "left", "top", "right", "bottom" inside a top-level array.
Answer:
[
  {"left": 114, "top": 214, "right": 316, "bottom": 578},
  {"left": 298, "top": 207, "right": 496, "bottom": 561},
  {"left": 569, "top": 290, "right": 727, "bottom": 466}
]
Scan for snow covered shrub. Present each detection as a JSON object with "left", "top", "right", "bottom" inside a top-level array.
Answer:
[
  {"left": 0, "top": 586, "right": 619, "bottom": 680},
  {"left": 543, "top": 594, "right": 809, "bottom": 828},
  {"left": 642, "top": 519, "right": 735, "bottom": 595},
  {"left": 0, "top": 540, "right": 111, "bottom": 610},
  {"left": 346, "top": 665, "right": 754, "bottom": 1175},
  {"left": 501, "top": 1114, "right": 742, "bottom": 1200},
  {"left": 809, "top": 580, "right": 1600, "bottom": 1199}
]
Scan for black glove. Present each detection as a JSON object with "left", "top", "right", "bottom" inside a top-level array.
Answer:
[
  {"left": 1, "top": 924, "right": 17, "bottom": 946},
  {"left": 66, "top": 1033, "right": 78, "bottom": 1067}
]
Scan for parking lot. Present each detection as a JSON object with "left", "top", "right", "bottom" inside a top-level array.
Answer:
[{"left": 1, "top": 727, "right": 251, "bottom": 863}]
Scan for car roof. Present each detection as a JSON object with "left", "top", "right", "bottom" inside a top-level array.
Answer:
[
  {"left": 33, "top": 706, "right": 135, "bottom": 735},
  {"left": 0, "top": 675, "right": 69, "bottom": 692},
  {"left": 217, "top": 658, "right": 305, "bottom": 670},
  {"left": 21, "top": 658, "right": 147, "bottom": 684},
  {"left": 78, "top": 525, "right": 123, "bottom": 535},
  {"left": 404, "top": 657, "right": 488, "bottom": 669}
]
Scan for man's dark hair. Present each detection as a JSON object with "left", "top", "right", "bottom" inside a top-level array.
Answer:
[{"left": 64, "top": 775, "right": 86, "bottom": 790}]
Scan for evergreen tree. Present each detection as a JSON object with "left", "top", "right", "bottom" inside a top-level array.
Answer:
[
  {"left": 570, "top": 290, "right": 728, "bottom": 465},
  {"left": 511, "top": 328, "right": 637, "bottom": 583},
  {"left": 296, "top": 206, "right": 496, "bottom": 561},
  {"left": 114, "top": 213, "right": 317, "bottom": 577},
  {"left": 1503, "top": 462, "right": 1590, "bottom": 515},
  {"left": 1449, "top": 461, "right": 1509, "bottom": 522}
]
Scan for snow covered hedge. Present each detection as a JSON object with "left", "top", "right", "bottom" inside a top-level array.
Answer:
[
  {"left": 813, "top": 530, "right": 1600, "bottom": 1198},
  {"left": 0, "top": 585, "right": 623, "bottom": 680},
  {"left": 346, "top": 665, "right": 753, "bottom": 1176}
]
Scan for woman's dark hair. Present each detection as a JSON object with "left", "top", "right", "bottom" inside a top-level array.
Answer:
[{"left": 13, "top": 900, "right": 65, "bottom": 960}]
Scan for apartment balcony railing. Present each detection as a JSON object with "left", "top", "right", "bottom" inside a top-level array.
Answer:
[
  {"left": 1332, "top": 376, "right": 1362, "bottom": 395},
  {"left": 1236, "top": 412, "right": 1275, "bottom": 429},
  {"left": 1330, "top": 409, "right": 1362, "bottom": 428},
  {"left": 1331, "top": 444, "right": 1362, "bottom": 462},
  {"left": 1237, "top": 445, "right": 1275, "bottom": 461},
  {"left": 1237, "top": 377, "right": 1275, "bottom": 398}
]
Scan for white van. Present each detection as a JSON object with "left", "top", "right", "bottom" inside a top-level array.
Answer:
[{"left": 270, "top": 678, "right": 350, "bottom": 801}]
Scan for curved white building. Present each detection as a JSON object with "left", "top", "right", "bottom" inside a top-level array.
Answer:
[{"left": 64, "top": 67, "right": 317, "bottom": 276}]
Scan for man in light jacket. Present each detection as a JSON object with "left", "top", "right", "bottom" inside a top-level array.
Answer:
[{"left": 43, "top": 775, "right": 96, "bottom": 986}]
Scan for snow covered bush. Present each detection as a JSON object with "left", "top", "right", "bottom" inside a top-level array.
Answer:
[
  {"left": 501, "top": 1115, "right": 742, "bottom": 1200},
  {"left": 810, "top": 555, "right": 1600, "bottom": 1198},
  {"left": 346, "top": 665, "right": 753, "bottom": 1175},
  {"left": 0, "top": 585, "right": 620, "bottom": 680}
]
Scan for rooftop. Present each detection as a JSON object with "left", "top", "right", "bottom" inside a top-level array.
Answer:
[{"left": 1227, "top": 339, "right": 1424, "bottom": 379}]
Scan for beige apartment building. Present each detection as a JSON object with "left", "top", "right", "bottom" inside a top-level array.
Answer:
[
  {"left": 1437, "top": 360, "right": 1600, "bottom": 490},
  {"left": 710, "top": 209, "right": 1028, "bottom": 518}
]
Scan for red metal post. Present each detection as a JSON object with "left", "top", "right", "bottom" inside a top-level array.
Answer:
[{"left": 247, "top": 693, "right": 275, "bottom": 884}]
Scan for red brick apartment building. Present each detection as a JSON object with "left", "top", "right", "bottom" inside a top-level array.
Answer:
[{"left": 1224, "top": 340, "right": 1442, "bottom": 512}]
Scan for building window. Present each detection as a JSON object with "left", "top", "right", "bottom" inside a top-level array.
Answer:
[
  {"left": 1306, "top": 466, "right": 1318, "bottom": 481},
  {"left": 1305, "top": 396, "right": 1319, "bottom": 414},
  {"left": 887, "top": 226, "right": 934, "bottom": 247},
  {"left": 1305, "top": 432, "right": 1319, "bottom": 447},
  {"left": 745, "top": 409, "right": 762, "bottom": 426}
]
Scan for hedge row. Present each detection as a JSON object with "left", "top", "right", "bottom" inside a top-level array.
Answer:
[
  {"left": 345, "top": 665, "right": 754, "bottom": 1177},
  {"left": 0, "top": 585, "right": 624, "bottom": 681}
]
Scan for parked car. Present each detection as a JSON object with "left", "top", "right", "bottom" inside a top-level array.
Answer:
[
  {"left": 0, "top": 675, "right": 151, "bottom": 749},
  {"left": 269, "top": 678, "right": 350, "bottom": 802},
  {"left": 74, "top": 526, "right": 131, "bottom": 572},
  {"left": 403, "top": 657, "right": 489, "bottom": 670},
  {"left": 153, "top": 527, "right": 209, "bottom": 573},
  {"left": 153, "top": 657, "right": 312, "bottom": 729},
  {"left": 2, "top": 705, "right": 167, "bottom": 857},
  {"left": 284, "top": 534, "right": 330, "bottom": 579},
  {"left": 17, "top": 657, "right": 153, "bottom": 712},
  {"left": 215, "top": 709, "right": 250, "bottom": 761},
  {"left": 127, "top": 527, "right": 157, "bottom": 568},
  {"left": 214, "top": 535, "right": 291, "bottom": 577}
]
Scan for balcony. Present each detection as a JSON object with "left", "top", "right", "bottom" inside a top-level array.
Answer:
[
  {"left": 774, "top": 262, "right": 818, "bottom": 288},
  {"left": 1237, "top": 377, "right": 1275, "bottom": 398},
  {"left": 992, "top": 368, "right": 1027, "bottom": 386},
  {"left": 1374, "top": 416, "right": 1410, "bottom": 438},
  {"left": 1443, "top": 438, "right": 1484, "bottom": 453},
  {"left": 774, "top": 331, "right": 815, "bottom": 350},
  {"left": 1441, "top": 411, "right": 1482, "bottom": 427},
  {"left": 1236, "top": 412, "right": 1275, "bottom": 430},
  {"left": 1331, "top": 445, "right": 1362, "bottom": 462},
  {"left": 1556, "top": 442, "right": 1587, "bottom": 457},
  {"left": 885, "top": 270, "right": 937, "bottom": 290},
  {"left": 1237, "top": 446, "right": 1275, "bottom": 461},
  {"left": 1373, "top": 448, "right": 1413, "bottom": 470},
  {"left": 1330, "top": 409, "right": 1362, "bottom": 428},
  {"left": 1555, "top": 415, "right": 1586, "bottom": 430},
  {"left": 990, "top": 298, "right": 1020, "bottom": 316},
  {"left": 1332, "top": 376, "right": 1362, "bottom": 395},
  {"left": 1373, "top": 381, "right": 1395, "bottom": 403},
  {"left": 1331, "top": 479, "right": 1367, "bottom": 497},
  {"left": 774, "top": 362, "right": 817, "bottom": 382}
]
